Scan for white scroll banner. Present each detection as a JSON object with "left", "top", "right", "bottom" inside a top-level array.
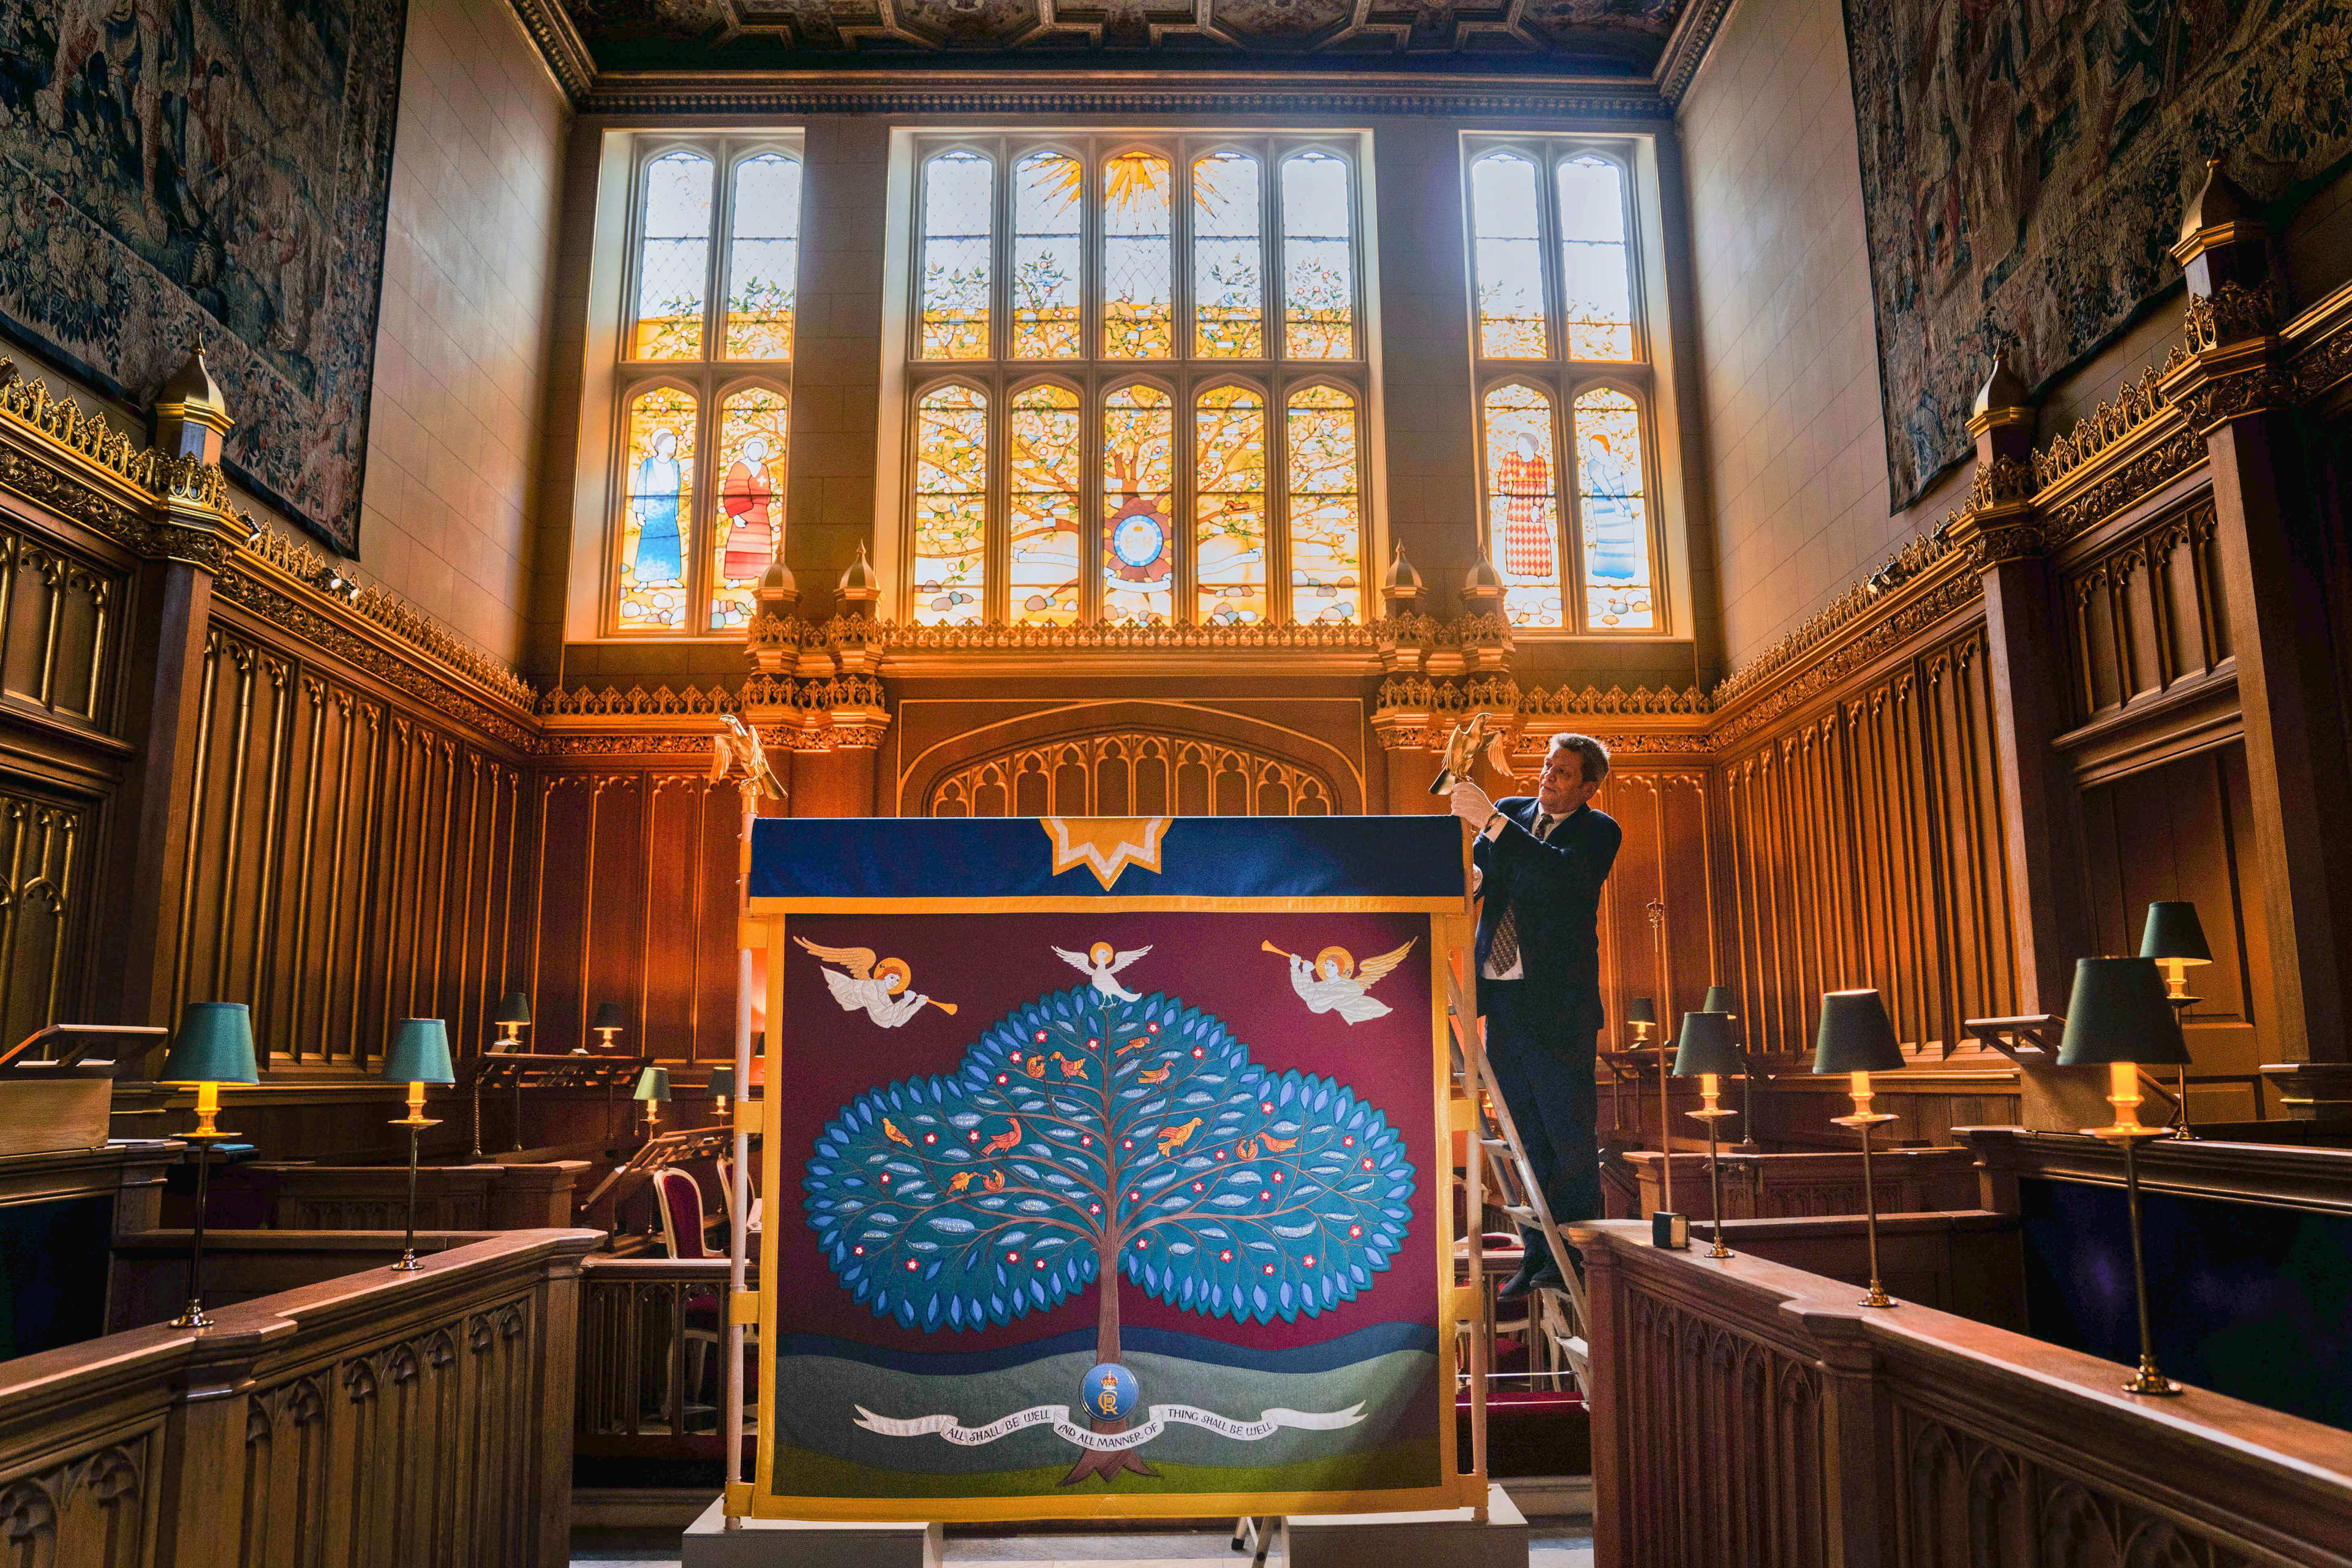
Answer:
[{"left": 853, "top": 1401, "right": 1366, "bottom": 1453}]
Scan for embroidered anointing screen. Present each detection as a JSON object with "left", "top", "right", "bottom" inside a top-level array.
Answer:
[{"left": 747, "top": 815, "right": 1471, "bottom": 1521}]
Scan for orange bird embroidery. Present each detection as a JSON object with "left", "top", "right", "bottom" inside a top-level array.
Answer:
[
  {"left": 1050, "top": 1052, "right": 1090, "bottom": 1080},
  {"left": 949, "top": 1171, "right": 975, "bottom": 1193},
  {"left": 982, "top": 1120, "right": 1022, "bottom": 1158},
  {"left": 1261, "top": 1133, "right": 1298, "bottom": 1153},
  {"left": 983, "top": 1170, "right": 1007, "bottom": 1193},
  {"left": 883, "top": 1118, "right": 913, "bottom": 1148},
  {"left": 1023, "top": 1055, "right": 1049, "bottom": 1079},
  {"left": 1157, "top": 1117, "right": 1203, "bottom": 1157},
  {"left": 1137, "top": 1065, "right": 1171, "bottom": 1084}
]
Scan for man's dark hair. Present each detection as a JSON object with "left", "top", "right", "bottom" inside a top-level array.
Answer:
[{"left": 1547, "top": 731, "right": 1611, "bottom": 785}]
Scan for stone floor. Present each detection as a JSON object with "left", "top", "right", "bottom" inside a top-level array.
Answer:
[{"left": 573, "top": 1522, "right": 1596, "bottom": 1566}]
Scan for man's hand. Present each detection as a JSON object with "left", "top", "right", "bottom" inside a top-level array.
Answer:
[{"left": 1450, "top": 779, "right": 1495, "bottom": 827}]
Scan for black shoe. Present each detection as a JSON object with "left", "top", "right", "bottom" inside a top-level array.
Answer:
[{"left": 1496, "top": 1259, "right": 1544, "bottom": 1302}]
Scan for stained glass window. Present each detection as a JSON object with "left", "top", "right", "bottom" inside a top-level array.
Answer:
[
  {"left": 1009, "top": 383, "right": 1082, "bottom": 623},
  {"left": 1281, "top": 153, "right": 1354, "bottom": 359},
  {"left": 921, "top": 153, "right": 993, "bottom": 360},
  {"left": 911, "top": 385, "right": 989, "bottom": 624},
  {"left": 633, "top": 152, "right": 712, "bottom": 360},
  {"left": 619, "top": 385, "right": 698, "bottom": 630},
  {"left": 1102, "top": 153, "right": 1174, "bottom": 359},
  {"left": 1558, "top": 156, "right": 1632, "bottom": 361},
  {"left": 1195, "top": 385, "right": 1266, "bottom": 624},
  {"left": 710, "top": 386, "right": 788, "bottom": 630},
  {"left": 1286, "top": 385, "right": 1360, "bottom": 624},
  {"left": 1482, "top": 383, "right": 1562, "bottom": 629},
  {"left": 1101, "top": 383, "right": 1174, "bottom": 623},
  {"left": 724, "top": 154, "right": 800, "bottom": 360},
  {"left": 1471, "top": 154, "right": 1547, "bottom": 360},
  {"left": 1193, "top": 153, "right": 1262, "bottom": 358},
  {"left": 1575, "top": 388, "right": 1653, "bottom": 630},
  {"left": 1013, "top": 153, "right": 1082, "bottom": 360}
]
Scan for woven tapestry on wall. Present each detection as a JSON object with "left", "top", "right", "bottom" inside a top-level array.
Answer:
[
  {"left": 0, "top": 0, "right": 409, "bottom": 554},
  {"left": 1842, "top": 0, "right": 2352, "bottom": 507}
]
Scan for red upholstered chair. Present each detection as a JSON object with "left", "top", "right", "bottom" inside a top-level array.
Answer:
[{"left": 653, "top": 1168, "right": 711, "bottom": 1260}]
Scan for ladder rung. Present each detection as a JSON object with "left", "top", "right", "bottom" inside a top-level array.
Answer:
[
  {"left": 1477, "top": 1137, "right": 1512, "bottom": 1152},
  {"left": 1501, "top": 1204, "right": 1539, "bottom": 1221}
]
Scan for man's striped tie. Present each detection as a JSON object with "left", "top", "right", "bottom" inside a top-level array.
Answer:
[{"left": 1488, "top": 812, "right": 1555, "bottom": 974}]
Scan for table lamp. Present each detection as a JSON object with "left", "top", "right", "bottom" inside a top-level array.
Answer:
[
  {"left": 709, "top": 1066, "right": 736, "bottom": 1120},
  {"left": 160, "top": 1002, "right": 259, "bottom": 1328},
  {"left": 1702, "top": 984, "right": 1757, "bottom": 1150},
  {"left": 590, "top": 1002, "right": 626, "bottom": 1049},
  {"left": 635, "top": 1065, "right": 671, "bottom": 1133},
  {"left": 1674, "top": 1010, "right": 1743, "bottom": 1259},
  {"left": 2138, "top": 902, "right": 2211, "bottom": 1138},
  {"left": 383, "top": 1019, "right": 454, "bottom": 1273},
  {"left": 1812, "top": 989, "right": 1905, "bottom": 1308},
  {"left": 1623, "top": 997, "right": 1670, "bottom": 1211},
  {"left": 492, "top": 990, "right": 533, "bottom": 1049},
  {"left": 2058, "top": 956, "right": 2192, "bottom": 1396}
]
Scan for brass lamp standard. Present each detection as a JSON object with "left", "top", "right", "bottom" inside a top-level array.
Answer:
[
  {"left": 2058, "top": 956, "right": 2193, "bottom": 1397},
  {"left": 1674, "top": 1011, "right": 1743, "bottom": 1259},
  {"left": 493, "top": 992, "right": 533, "bottom": 1152},
  {"left": 159, "top": 1003, "right": 260, "bottom": 1329},
  {"left": 591, "top": 1003, "right": 626, "bottom": 1137},
  {"left": 1624, "top": 996, "right": 1668, "bottom": 1212},
  {"left": 634, "top": 1066, "right": 671, "bottom": 1134},
  {"left": 1702, "top": 984, "right": 1756, "bottom": 1152},
  {"left": 2138, "top": 902, "right": 2212, "bottom": 1139},
  {"left": 383, "top": 1019, "right": 454, "bottom": 1272},
  {"left": 1812, "top": 989, "right": 1906, "bottom": 1309}
]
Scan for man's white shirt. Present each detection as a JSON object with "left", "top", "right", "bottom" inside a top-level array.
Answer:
[{"left": 1480, "top": 809, "right": 1558, "bottom": 982}]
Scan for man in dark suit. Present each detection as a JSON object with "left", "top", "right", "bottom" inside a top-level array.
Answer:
[{"left": 1450, "top": 732, "right": 1622, "bottom": 1300}]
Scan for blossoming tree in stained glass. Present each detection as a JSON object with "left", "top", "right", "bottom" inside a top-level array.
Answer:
[
  {"left": 1195, "top": 385, "right": 1267, "bottom": 624},
  {"left": 1558, "top": 156, "right": 1633, "bottom": 361},
  {"left": 801, "top": 986, "right": 1415, "bottom": 1483},
  {"left": 1009, "top": 383, "right": 1082, "bottom": 624},
  {"left": 922, "top": 153, "right": 993, "bottom": 360},
  {"left": 1014, "top": 153, "right": 1083, "bottom": 360},
  {"left": 913, "top": 385, "right": 988, "bottom": 624},
  {"left": 712, "top": 387, "right": 788, "bottom": 630},
  {"left": 1281, "top": 153, "right": 1354, "bottom": 360},
  {"left": 619, "top": 385, "right": 698, "bottom": 630},
  {"left": 1471, "top": 153, "right": 1547, "bottom": 360},
  {"left": 1286, "top": 385, "right": 1360, "bottom": 623},
  {"left": 634, "top": 152, "right": 713, "bottom": 360},
  {"left": 1575, "top": 388, "right": 1653, "bottom": 629},
  {"left": 1101, "top": 384, "right": 1174, "bottom": 624},
  {"left": 725, "top": 153, "right": 801, "bottom": 361},
  {"left": 1482, "top": 383, "right": 1562, "bottom": 628},
  {"left": 1103, "top": 154, "right": 1173, "bottom": 360},
  {"left": 1193, "top": 153, "right": 1262, "bottom": 359}
]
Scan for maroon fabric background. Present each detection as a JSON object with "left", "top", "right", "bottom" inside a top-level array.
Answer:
[{"left": 770, "top": 911, "right": 1441, "bottom": 1354}]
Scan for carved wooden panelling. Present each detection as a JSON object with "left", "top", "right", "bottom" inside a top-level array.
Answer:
[
  {"left": 1722, "top": 628, "right": 2016, "bottom": 1057},
  {"left": 170, "top": 628, "right": 526, "bottom": 1068},
  {"left": 0, "top": 524, "right": 121, "bottom": 732},
  {"left": 0, "top": 1433, "right": 156, "bottom": 1568},
  {"left": 0, "top": 784, "right": 90, "bottom": 1043},
  {"left": 1596, "top": 769, "right": 1717, "bottom": 1036},
  {"left": 2063, "top": 503, "right": 2230, "bottom": 724},
  {"left": 927, "top": 730, "right": 1338, "bottom": 817}
]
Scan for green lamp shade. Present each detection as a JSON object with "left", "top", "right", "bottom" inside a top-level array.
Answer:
[
  {"left": 590, "top": 1002, "right": 627, "bottom": 1032},
  {"left": 494, "top": 991, "right": 533, "bottom": 1027},
  {"left": 1701, "top": 984, "right": 1739, "bottom": 1020},
  {"left": 384, "top": 1019, "right": 454, "bottom": 1085},
  {"left": 1673, "top": 1011, "right": 1743, "bottom": 1077},
  {"left": 633, "top": 1066, "right": 672, "bottom": 1101},
  {"left": 1623, "top": 996, "right": 1658, "bottom": 1025},
  {"left": 1812, "top": 989, "right": 1905, "bottom": 1076},
  {"left": 2057, "top": 957, "right": 2191, "bottom": 1068},
  {"left": 708, "top": 1066, "right": 736, "bottom": 1098},
  {"left": 162, "top": 1002, "right": 260, "bottom": 1085},
  {"left": 2138, "top": 902, "right": 2213, "bottom": 965}
]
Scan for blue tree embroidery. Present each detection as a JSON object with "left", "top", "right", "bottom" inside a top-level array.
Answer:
[{"left": 803, "top": 984, "right": 1417, "bottom": 1483}]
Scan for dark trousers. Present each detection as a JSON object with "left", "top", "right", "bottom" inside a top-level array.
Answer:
[{"left": 1481, "top": 982, "right": 1601, "bottom": 1256}]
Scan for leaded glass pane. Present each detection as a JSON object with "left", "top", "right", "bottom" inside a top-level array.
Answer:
[
  {"left": 921, "top": 153, "right": 993, "bottom": 360},
  {"left": 619, "top": 386, "right": 697, "bottom": 629},
  {"left": 1281, "top": 153, "right": 1354, "bottom": 359},
  {"left": 1286, "top": 385, "right": 1359, "bottom": 623},
  {"left": 1558, "top": 156, "right": 1634, "bottom": 361},
  {"left": 1102, "top": 153, "right": 1174, "bottom": 359},
  {"left": 1482, "top": 383, "right": 1562, "bottom": 628},
  {"left": 1575, "top": 388, "right": 1653, "bottom": 629},
  {"left": 1195, "top": 385, "right": 1266, "bottom": 624},
  {"left": 711, "top": 387, "right": 787, "bottom": 630},
  {"left": 724, "top": 154, "right": 799, "bottom": 360},
  {"left": 1471, "top": 154, "right": 1547, "bottom": 360},
  {"left": 1013, "top": 153, "right": 1083, "bottom": 360},
  {"left": 1193, "top": 153, "right": 1262, "bottom": 359},
  {"left": 633, "top": 152, "right": 712, "bottom": 360},
  {"left": 1009, "top": 383, "right": 1082, "bottom": 623},
  {"left": 1101, "top": 383, "right": 1174, "bottom": 622},
  {"left": 912, "top": 385, "right": 988, "bottom": 623}
]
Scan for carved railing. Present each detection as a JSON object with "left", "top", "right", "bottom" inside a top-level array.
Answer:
[
  {"left": 1570, "top": 1219, "right": 2352, "bottom": 1568},
  {"left": 0, "top": 1227, "right": 597, "bottom": 1568},
  {"left": 575, "top": 1257, "right": 746, "bottom": 1476}
]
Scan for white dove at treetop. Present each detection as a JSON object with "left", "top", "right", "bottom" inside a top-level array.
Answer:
[{"left": 1052, "top": 940, "right": 1153, "bottom": 1001}]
